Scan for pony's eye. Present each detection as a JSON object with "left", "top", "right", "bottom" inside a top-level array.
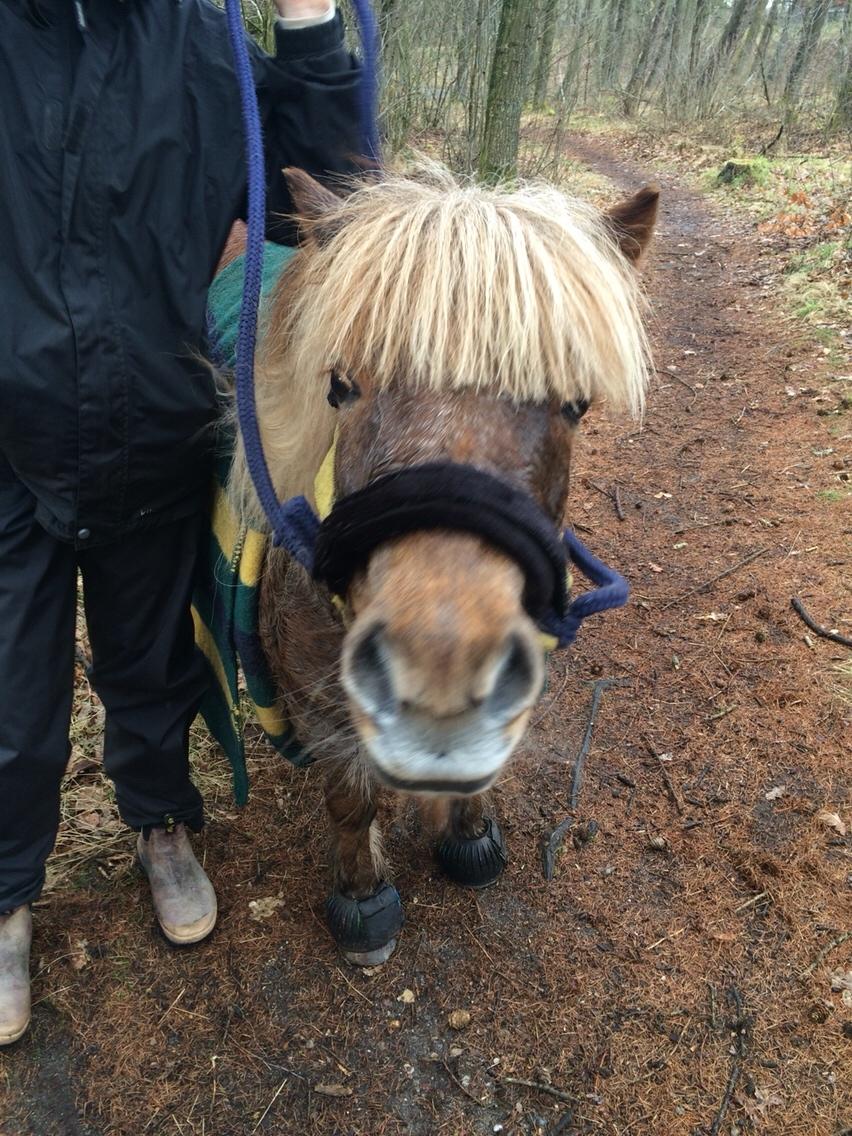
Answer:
[
  {"left": 327, "top": 371, "right": 361, "bottom": 409},
  {"left": 561, "top": 398, "right": 589, "bottom": 425}
]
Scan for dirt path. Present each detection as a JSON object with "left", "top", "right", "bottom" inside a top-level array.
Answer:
[{"left": 2, "top": 142, "right": 849, "bottom": 1136}]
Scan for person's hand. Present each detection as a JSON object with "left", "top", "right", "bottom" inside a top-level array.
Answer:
[{"left": 273, "top": 0, "right": 333, "bottom": 18}]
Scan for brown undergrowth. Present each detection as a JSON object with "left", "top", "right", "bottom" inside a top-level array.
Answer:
[{"left": 1, "top": 138, "right": 849, "bottom": 1136}]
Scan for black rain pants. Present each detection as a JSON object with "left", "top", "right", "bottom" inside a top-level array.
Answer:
[{"left": 0, "top": 456, "right": 208, "bottom": 911}]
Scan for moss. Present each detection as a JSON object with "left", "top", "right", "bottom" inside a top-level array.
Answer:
[{"left": 716, "top": 155, "right": 771, "bottom": 188}]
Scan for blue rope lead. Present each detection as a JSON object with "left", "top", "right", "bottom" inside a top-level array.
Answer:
[{"left": 225, "top": 0, "right": 381, "bottom": 544}]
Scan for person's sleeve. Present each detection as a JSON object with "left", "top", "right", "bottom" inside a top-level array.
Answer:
[{"left": 250, "top": 11, "right": 364, "bottom": 245}]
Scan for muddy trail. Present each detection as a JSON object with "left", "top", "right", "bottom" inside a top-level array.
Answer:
[{"left": 2, "top": 141, "right": 850, "bottom": 1136}]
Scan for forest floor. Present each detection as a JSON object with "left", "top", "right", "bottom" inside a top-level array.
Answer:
[{"left": 1, "top": 135, "right": 850, "bottom": 1136}]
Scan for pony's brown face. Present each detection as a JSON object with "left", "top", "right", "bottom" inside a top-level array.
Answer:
[{"left": 333, "top": 384, "right": 575, "bottom": 794}]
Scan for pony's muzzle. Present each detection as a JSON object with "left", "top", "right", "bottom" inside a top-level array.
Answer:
[{"left": 341, "top": 617, "right": 543, "bottom": 791}]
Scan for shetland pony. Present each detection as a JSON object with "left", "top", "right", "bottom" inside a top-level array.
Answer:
[{"left": 228, "top": 164, "right": 658, "bottom": 963}]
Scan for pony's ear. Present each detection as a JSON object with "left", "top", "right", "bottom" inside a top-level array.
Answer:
[
  {"left": 284, "top": 167, "right": 341, "bottom": 219},
  {"left": 284, "top": 167, "right": 343, "bottom": 245},
  {"left": 605, "top": 185, "right": 659, "bottom": 265}
]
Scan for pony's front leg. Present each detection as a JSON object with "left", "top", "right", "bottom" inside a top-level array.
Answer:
[
  {"left": 436, "top": 796, "right": 508, "bottom": 889},
  {"left": 324, "top": 768, "right": 403, "bottom": 967}
]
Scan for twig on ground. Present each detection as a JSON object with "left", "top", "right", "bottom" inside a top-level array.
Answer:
[
  {"left": 708, "top": 987, "right": 750, "bottom": 1136},
  {"left": 643, "top": 736, "right": 685, "bottom": 814},
  {"left": 532, "top": 664, "right": 571, "bottom": 727},
  {"left": 646, "top": 927, "right": 685, "bottom": 950},
  {"left": 547, "top": 1111, "right": 577, "bottom": 1136},
  {"left": 542, "top": 817, "right": 575, "bottom": 881},
  {"left": 543, "top": 678, "right": 620, "bottom": 879},
  {"left": 735, "top": 891, "right": 769, "bottom": 913},
  {"left": 661, "top": 547, "right": 770, "bottom": 610},
  {"left": 251, "top": 1077, "right": 289, "bottom": 1135},
  {"left": 571, "top": 679, "right": 618, "bottom": 810},
  {"left": 501, "top": 1077, "right": 578, "bottom": 1104},
  {"left": 759, "top": 121, "right": 784, "bottom": 155},
  {"left": 709, "top": 1059, "right": 742, "bottom": 1136},
  {"left": 614, "top": 483, "right": 625, "bottom": 522},
  {"left": 659, "top": 367, "right": 697, "bottom": 396},
  {"left": 801, "top": 930, "right": 852, "bottom": 978},
  {"left": 790, "top": 597, "right": 852, "bottom": 649},
  {"left": 586, "top": 477, "right": 624, "bottom": 522},
  {"left": 442, "top": 1060, "right": 485, "bottom": 1107}
]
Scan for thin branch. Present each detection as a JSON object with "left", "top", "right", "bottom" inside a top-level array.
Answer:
[
  {"left": 543, "top": 679, "right": 621, "bottom": 879},
  {"left": 760, "top": 121, "right": 784, "bottom": 154},
  {"left": 500, "top": 1076, "right": 579, "bottom": 1104},
  {"left": 643, "top": 736, "right": 685, "bottom": 814},
  {"left": 709, "top": 987, "right": 750, "bottom": 1136},
  {"left": 790, "top": 597, "right": 852, "bottom": 649},
  {"left": 661, "top": 547, "right": 771, "bottom": 610},
  {"left": 801, "top": 930, "right": 852, "bottom": 978},
  {"left": 442, "top": 1060, "right": 485, "bottom": 1107},
  {"left": 570, "top": 679, "right": 618, "bottom": 810}
]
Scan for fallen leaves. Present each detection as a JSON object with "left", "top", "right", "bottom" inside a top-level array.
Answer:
[
  {"left": 764, "top": 785, "right": 787, "bottom": 801},
  {"left": 69, "top": 940, "right": 90, "bottom": 971},
  {"left": 248, "top": 896, "right": 286, "bottom": 921},
  {"left": 313, "top": 1083, "right": 353, "bottom": 1098},
  {"left": 816, "top": 811, "right": 847, "bottom": 836},
  {"left": 448, "top": 1009, "right": 472, "bottom": 1030}
]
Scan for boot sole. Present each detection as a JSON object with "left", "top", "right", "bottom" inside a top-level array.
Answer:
[
  {"left": 157, "top": 906, "right": 218, "bottom": 946},
  {"left": 0, "top": 1015, "right": 30, "bottom": 1046}
]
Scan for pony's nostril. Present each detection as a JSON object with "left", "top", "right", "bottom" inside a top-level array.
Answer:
[
  {"left": 488, "top": 632, "right": 539, "bottom": 718},
  {"left": 347, "top": 622, "right": 398, "bottom": 720}
]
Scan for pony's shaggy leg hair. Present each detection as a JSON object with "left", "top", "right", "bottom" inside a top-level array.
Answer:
[
  {"left": 324, "top": 771, "right": 387, "bottom": 900},
  {"left": 446, "top": 795, "right": 488, "bottom": 841}
]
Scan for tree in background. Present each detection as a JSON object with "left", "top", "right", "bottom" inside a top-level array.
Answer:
[
  {"left": 340, "top": 0, "right": 849, "bottom": 177},
  {"left": 783, "top": 0, "right": 832, "bottom": 110},
  {"left": 478, "top": 0, "right": 536, "bottom": 181}
]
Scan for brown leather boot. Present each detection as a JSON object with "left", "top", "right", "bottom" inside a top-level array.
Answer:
[
  {"left": 137, "top": 825, "right": 217, "bottom": 945},
  {"left": 0, "top": 905, "right": 32, "bottom": 1045}
]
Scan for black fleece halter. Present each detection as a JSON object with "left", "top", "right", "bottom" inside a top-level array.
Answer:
[{"left": 313, "top": 462, "right": 568, "bottom": 621}]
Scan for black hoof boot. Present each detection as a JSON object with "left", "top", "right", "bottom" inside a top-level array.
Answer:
[
  {"left": 326, "top": 882, "right": 404, "bottom": 967},
  {"left": 437, "top": 817, "right": 507, "bottom": 888}
]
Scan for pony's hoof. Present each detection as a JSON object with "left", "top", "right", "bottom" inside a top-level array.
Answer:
[
  {"left": 437, "top": 816, "right": 507, "bottom": 888},
  {"left": 343, "top": 939, "right": 398, "bottom": 967},
  {"left": 326, "top": 883, "right": 403, "bottom": 962}
]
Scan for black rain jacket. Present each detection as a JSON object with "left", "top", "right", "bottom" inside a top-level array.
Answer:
[{"left": 0, "top": 0, "right": 362, "bottom": 546}]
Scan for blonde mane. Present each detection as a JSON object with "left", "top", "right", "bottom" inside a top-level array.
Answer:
[{"left": 229, "top": 162, "right": 650, "bottom": 526}]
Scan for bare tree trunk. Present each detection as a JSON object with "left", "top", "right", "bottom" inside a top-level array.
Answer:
[
  {"left": 768, "top": 0, "right": 798, "bottom": 85},
  {"left": 753, "top": 0, "right": 781, "bottom": 78},
  {"left": 832, "top": 3, "right": 852, "bottom": 130},
  {"left": 604, "top": 0, "right": 632, "bottom": 86},
  {"left": 478, "top": 0, "right": 536, "bottom": 181},
  {"left": 558, "top": 0, "right": 590, "bottom": 109},
  {"left": 688, "top": 0, "right": 711, "bottom": 75},
  {"left": 533, "top": 0, "right": 560, "bottom": 108},
  {"left": 662, "top": 0, "right": 691, "bottom": 114},
  {"left": 697, "top": 0, "right": 761, "bottom": 104},
  {"left": 783, "top": 0, "right": 831, "bottom": 108},
  {"left": 834, "top": 54, "right": 852, "bottom": 130},
  {"left": 623, "top": 0, "right": 672, "bottom": 116}
]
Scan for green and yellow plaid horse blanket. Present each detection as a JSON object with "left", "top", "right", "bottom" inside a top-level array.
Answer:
[{"left": 193, "top": 242, "right": 334, "bottom": 805}]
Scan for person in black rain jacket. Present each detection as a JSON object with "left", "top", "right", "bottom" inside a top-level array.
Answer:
[{"left": 0, "top": 0, "right": 363, "bottom": 1044}]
